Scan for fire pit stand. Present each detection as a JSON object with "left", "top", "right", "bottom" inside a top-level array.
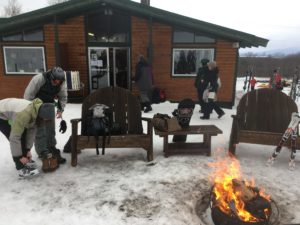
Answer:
[{"left": 209, "top": 186, "right": 280, "bottom": 225}]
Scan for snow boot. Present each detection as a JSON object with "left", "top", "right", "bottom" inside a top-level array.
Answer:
[
  {"left": 50, "top": 147, "right": 66, "bottom": 164},
  {"left": 26, "top": 159, "right": 38, "bottom": 169},
  {"left": 18, "top": 165, "right": 39, "bottom": 179},
  {"left": 266, "top": 156, "right": 276, "bottom": 167},
  {"left": 144, "top": 102, "right": 152, "bottom": 113},
  {"left": 42, "top": 151, "right": 59, "bottom": 173},
  {"left": 288, "top": 159, "right": 296, "bottom": 171}
]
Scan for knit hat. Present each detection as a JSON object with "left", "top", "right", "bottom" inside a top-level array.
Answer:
[
  {"left": 38, "top": 103, "right": 55, "bottom": 120},
  {"left": 201, "top": 58, "right": 209, "bottom": 65}
]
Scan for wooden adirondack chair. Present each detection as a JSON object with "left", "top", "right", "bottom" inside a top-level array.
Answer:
[
  {"left": 229, "top": 88, "right": 300, "bottom": 155},
  {"left": 70, "top": 86, "right": 153, "bottom": 166}
]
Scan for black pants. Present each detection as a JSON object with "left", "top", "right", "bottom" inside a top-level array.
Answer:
[
  {"left": 203, "top": 101, "right": 224, "bottom": 118},
  {"left": 0, "top": 119, "right": 28, "bottom": 169},
  {"left": 197, "top": 86, "right": 206, "bottom": 110}
]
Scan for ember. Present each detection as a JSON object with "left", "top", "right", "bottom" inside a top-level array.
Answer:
[{"left": 208, "top": 156, "right": 274, "bottom": 225}]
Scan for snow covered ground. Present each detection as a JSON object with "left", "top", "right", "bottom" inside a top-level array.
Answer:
[{"left": 0, "top": 79, "right": 299, "bottom": 225}]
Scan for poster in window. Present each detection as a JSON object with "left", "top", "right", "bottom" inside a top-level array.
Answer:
[{"left": 172, "top": 48, "right": 214, "bottom": 77}]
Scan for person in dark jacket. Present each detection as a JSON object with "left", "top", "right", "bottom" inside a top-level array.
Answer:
[
  {"left": 24, "top": 67, "right": 67, "bottom": 164},
  {"left": 201, "top": 61, "right": 225, "bottom": 119},
  {"left": 194, "top": 58, "right": 210, "bottom": 113},
  {"left": 134, "top": 55, "right": 153, "bottom": 113}
]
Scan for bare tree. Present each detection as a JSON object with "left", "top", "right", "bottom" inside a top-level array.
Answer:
[
  {"left": 3, "top": 0, "right": 21, "bottom": 17},
  {"left": 47, "top": 0, "right": 69, "bottom": 5}
]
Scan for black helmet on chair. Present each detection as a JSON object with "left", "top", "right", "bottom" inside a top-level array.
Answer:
[{"left": 50, "top": 67, "right": 65, "bottom": 81}]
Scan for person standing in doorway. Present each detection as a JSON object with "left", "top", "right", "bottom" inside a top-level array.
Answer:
[
  {"left": 24, "top": 67, "right": 67, "bottom": 164},
  {"left": 134, "top": 55, "right": 153, "bottom": 113}
]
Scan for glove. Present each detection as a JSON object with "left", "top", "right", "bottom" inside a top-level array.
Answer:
[{"left": 59, "top": 120, "right": 67, "bottom": 133}]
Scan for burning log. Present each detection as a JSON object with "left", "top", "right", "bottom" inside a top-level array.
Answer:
[
  {"left": 232, "top": 179, "right": 256, "bottom": 202},
  {"left": 231, "top": 179, "right": 271, "bottom": 221}
]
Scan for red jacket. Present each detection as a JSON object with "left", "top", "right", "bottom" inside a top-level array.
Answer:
[{"left": 250, "top": 78, "right": 257, "bottom": 87}]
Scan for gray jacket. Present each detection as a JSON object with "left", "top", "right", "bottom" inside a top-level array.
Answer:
[
  {"left": 24, "top": 73, "right": 68, "bottom": 111},
  {"left": 0, "top": 98, "right": 43, "bottom": 157}
]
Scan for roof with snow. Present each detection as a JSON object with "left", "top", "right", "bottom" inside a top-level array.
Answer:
[{"left": 0, "top": 0, "right": 268, "bottom": 48}]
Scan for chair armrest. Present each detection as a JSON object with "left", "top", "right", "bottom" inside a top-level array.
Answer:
[
  {"left": 141, "top": 117, "right": 152, "bottom": 123},
  {"left": 142, "top": 117, "right": 153, "bottom": 135},
  {"left": 70, "top": 118, "right": 82, "bottom": 124},
  {"left": 231, "top": 115, "right": 240, "bottom": 120},
  {"left": 70, "top": 118, "right": 82, "bottom": 135}
]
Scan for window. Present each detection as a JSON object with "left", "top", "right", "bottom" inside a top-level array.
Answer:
[
  {"left": 3, "top": 46, "right": 46, "bottom": 74},
  {"left": 86, "top": 9, "right": 130, "bottom": 43},
  {"left": 173, "top": 29, "right": 215, "bottom": 43},
  {"left": 172, "top": 48, "right": 214, "bottom": 77},
  {"left": 2, "top": 32, "right": 22, "bottom": 41},
  {"left": 2, "top": 28, "right": 44, "bottom": 41},
  {"left": 24, "top": 28, "right": 43, "bottom": 41}
]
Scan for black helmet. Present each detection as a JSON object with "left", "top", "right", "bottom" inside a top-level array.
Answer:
[
  {"left": 201, "top": 58, "right": 209, "bottom": 65},
  {"left": 50, "top": 67, "right": 65, "bottom": 81}
]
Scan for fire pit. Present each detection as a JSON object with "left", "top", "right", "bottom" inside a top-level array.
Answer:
[{"left": 208, "top": 156, "right": 280, "bottom": 225}]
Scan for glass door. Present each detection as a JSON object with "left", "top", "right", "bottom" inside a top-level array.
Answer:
[
  {"left": 113, "top": 48, "right": 130, "bottom": 89},
  {"left": 88, "top": 47, "right": 109, "bottom": 91}
]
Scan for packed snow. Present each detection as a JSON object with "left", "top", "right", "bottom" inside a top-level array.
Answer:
[{"left": 0, "top": 78, "right": 299, "bottom": 225}]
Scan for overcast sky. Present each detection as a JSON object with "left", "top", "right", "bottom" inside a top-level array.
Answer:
[{"left": 1, "top": 0, "right": 300, "bottom": 53}]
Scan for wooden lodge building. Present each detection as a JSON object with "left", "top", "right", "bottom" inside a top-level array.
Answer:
[{"left": 0, "top": 0, "right": 268, "bottom": 107}]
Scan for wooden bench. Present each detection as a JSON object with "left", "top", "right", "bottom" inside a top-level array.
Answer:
[
  {"left": 70, "top": 86, "right": 153, "bottom": 166},
  {"left": 154, "top": 125, "right": 223, "bottom": 157},
  {"left": 229, "top": 88, "right": 300, "bottom": 155}
]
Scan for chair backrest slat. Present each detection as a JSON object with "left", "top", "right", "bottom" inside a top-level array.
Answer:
[{"left": 81, "top": 87, "right": 143, "bottom": 135}]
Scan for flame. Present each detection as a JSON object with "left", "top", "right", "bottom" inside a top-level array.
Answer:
[{"left": 208, "top": 155, "right": 270, "bottom": 222}]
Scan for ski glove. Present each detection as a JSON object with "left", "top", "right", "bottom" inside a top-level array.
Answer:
[{"left": 59, "top": 120, "right": 67, "bottom": 133}]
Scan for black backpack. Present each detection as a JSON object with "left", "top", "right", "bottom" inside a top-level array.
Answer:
[{"left": 87, "top": 104, "right": 113, "bottom": 155}]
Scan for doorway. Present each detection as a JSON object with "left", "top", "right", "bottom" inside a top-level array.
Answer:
[{"left": 88, "top": 47, "right": 130, "bottom": 92}]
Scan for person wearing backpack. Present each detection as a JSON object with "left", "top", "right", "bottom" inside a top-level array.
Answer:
[
  {"left": 134, "top": 55, "right": 153, "bottom": 113},
  {"left": 0, "top": 98, "right": 55, "bottom": 178},
  {"left": 24, "top": 67, "right": 67, "bottom": 165}
]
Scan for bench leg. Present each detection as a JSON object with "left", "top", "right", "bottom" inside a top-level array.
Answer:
[
  {"left": 71, "top": 135, "right": 78, "bottom": 167},
  {"left": 203, "top": 134, "right": 212, "bottom": 156},
  {"left": 163, "top": 135, "right": 169, "bottom": 157},
  {"left": 147, "top": 147, "right": 154, "bottom": 161}
]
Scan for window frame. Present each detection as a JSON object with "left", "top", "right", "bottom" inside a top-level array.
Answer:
[
  {"left": 172, "top": 48, "right": 215, "bottom": 77},
  {"left": 3, "top": 46, "right": 46, "bottom": 75}
]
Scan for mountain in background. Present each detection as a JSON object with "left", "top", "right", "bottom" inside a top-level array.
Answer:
[{"left": 240, "top": 47, "right": 300, "bottom": 57}]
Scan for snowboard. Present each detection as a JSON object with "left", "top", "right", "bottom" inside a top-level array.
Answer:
[{"left": 172, "top": 98, "right": 195, "bottom": 142}]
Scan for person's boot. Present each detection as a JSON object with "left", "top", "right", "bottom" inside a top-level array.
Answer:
[
  {"left": 50, "top": 147, "right": 66, "bottom": 164},
  {"left": 144, "top": 102, "right": 152, "bottom": 113},
  {"left": 42, "top": 151, "right": 59, "bottom": 172}
]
